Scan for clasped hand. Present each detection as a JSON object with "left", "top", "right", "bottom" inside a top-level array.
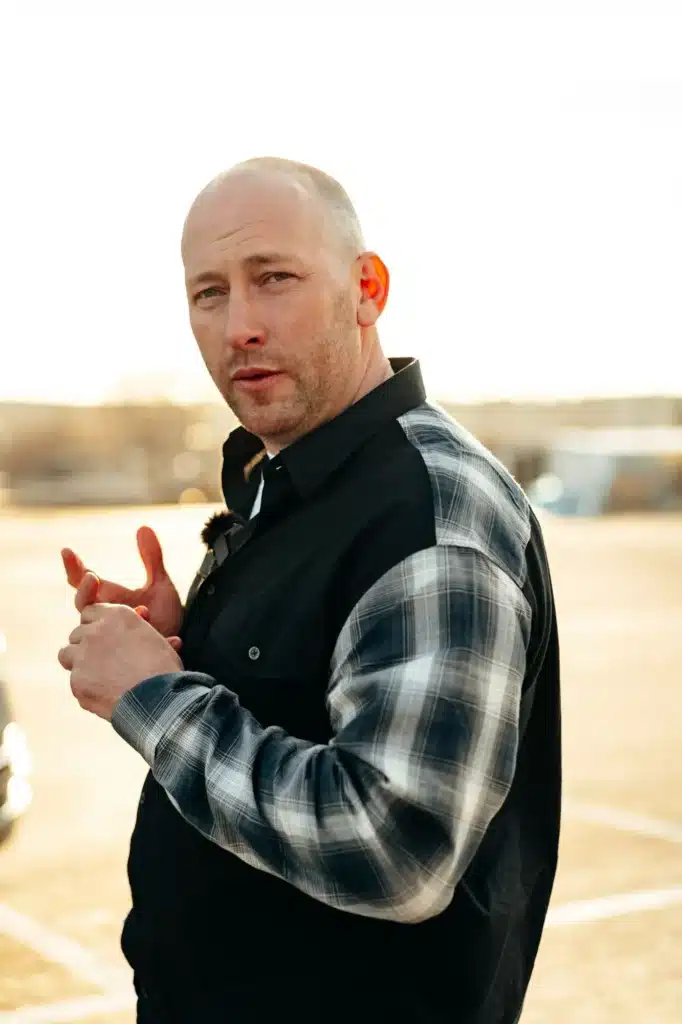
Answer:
[{"left": 58, "top": 527, "right": 184, "bottom": 721}]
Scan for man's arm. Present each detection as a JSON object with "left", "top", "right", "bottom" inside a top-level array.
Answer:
[{"left": 112, "top": 544, "right": 530, "bottom": 923}]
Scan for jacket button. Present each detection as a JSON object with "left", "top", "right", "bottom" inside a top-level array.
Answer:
[
  {"left": 248, "top": 646, "right": 260, "bottom": 661},
  {"left": 206, "top": 584, "right": 216, "bottom": 596}
]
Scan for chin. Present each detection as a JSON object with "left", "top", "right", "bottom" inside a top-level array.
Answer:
[
  {"left": 244, "top": 416, "right": 300, "bottom": 446},
  {"left": 234, "top": 400, "right": 303, "bottom": 442}
]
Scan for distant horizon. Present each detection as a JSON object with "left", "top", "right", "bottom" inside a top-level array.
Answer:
[{"left": 2, "top": 383, "right": 681, "bottom": 410}]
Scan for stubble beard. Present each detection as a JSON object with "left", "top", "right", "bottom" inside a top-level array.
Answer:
[{"left": 221, "top": 292, "right": 359, "bottom": 445}]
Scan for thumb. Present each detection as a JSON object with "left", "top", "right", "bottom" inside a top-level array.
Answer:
[
  {"left": 137, "top": 526, "right": 167, "bottom": 588},
  {"left": 76, "top": 571, "right": 100, "bottom": 613}
]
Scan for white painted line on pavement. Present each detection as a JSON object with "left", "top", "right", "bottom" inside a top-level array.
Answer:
[
  {"left": 546, "top": 884, "right": 682, "bottom": 927},
  {"left": 0, "top": 903, "right": 129, "bottom": 991},
  {"left": 565, "top": 800, "right": 682, "bottom": 844},
  {"left": 0, "top": 990, "right": 135, "bottom": 1024},
  {"left": 2, "top": 884, "right": 682, "bottom": 1021}
]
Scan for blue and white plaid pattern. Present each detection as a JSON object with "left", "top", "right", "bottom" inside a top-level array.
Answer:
[{"left": 113, "top": 402, "right": 532, "bottom": 923}]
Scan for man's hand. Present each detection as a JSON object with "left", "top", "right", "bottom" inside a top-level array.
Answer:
[
  {"left": 61, "top": 525, "right": 184, "bottom": 637},
  {"left": 58, "top": 592, "right": 184, "bottom": 721}
]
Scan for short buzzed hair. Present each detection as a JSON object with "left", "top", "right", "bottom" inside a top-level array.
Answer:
[{"left": 200, "top": 156, "right": 366, "bottom": 258}]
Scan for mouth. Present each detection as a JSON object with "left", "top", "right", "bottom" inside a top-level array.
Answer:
[
  {"left": 231, "top": 368, "right": 283, "bottom": 392},
  {"left": 233, "top": 368, "right": 280, "bottom": 381}
]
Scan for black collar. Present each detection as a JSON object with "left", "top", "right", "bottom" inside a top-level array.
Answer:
[{"left": 220, "top": 357, "right": 426, "bottom": 516}]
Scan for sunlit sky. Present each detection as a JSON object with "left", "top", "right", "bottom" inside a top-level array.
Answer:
[{"left": 1, "top": 2, "right": 681, "bottom": 405}]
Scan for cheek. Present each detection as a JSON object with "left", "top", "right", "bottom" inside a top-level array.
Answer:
[
  {"left": 266, "top": 297, "right": 309, "bottom": 341},
  {"left": 280, "top": 285, "right": 330, "bottom": 327}
]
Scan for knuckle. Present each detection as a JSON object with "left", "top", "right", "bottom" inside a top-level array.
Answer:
[
  {"left": 70, "top": 671, "right": 89, "bottom": 699},
  {"left": 78, "top": 695, "right": 93, "bottom": 712}
]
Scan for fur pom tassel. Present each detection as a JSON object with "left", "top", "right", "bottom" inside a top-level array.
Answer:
[{"left": 200, "top": 510, "right": 236, "bottom": 549}]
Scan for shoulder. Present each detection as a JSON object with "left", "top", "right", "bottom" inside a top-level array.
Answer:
[{"left": 397, "top": 401, "right": 531, "bottom": 588}]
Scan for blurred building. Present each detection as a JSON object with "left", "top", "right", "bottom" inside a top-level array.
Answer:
[
  {"left": 440, "top": 394, "right": 682, "bottom": 486},
  {"left": 0, "top": 401, "right": 236, "bottom": 507},
  {"left": 527, "top": 426, "right": 682, "bottom": 516},
  {"left": 0, "top": 394, "right": 681, "bottom": 508}
]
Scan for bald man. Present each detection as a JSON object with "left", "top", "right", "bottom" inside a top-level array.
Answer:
[{"left": 59, "top": 158, "right": 561, "bottom": 1023}]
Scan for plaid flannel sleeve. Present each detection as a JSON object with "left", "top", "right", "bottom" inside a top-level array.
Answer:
[{"left": 112, "top": 544, "right": 531, "bottom": 923}]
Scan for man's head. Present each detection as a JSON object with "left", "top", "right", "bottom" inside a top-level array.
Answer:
[{"left": 181, "top": 157, "right": 390, "bottom": 452}]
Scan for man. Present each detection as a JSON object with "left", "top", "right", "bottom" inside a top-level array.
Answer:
[{"left": 59, "top": 157, "right": 561, "bottom": 1023}]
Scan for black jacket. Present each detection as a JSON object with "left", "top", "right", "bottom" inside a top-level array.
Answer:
[{"left": 116, "top": 360, "right": 561, "bottom": 1023}]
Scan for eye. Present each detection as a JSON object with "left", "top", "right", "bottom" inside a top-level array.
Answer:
[
  {"left": 194, "top": 286, "right": 225, "bottom": 303},
  {"left": 261, "top": 271, "right": 295, "bottom": 285}
]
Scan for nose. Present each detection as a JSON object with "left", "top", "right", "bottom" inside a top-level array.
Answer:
[{"left": 223, "top": 293, "right": 266, "bottom": 351}]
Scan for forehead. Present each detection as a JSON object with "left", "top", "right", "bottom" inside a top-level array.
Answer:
[{"left": 182, "top": 171, "right": 329, "bottom": 271}]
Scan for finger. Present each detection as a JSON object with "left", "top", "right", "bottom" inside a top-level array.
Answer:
[
  {"left": 80, "top": 600, "right": 115, "bottom": 624},
  {"left": 167, "top": 636, "right": 183, "bottom": 651},
  {"left": 70, "top": 684, "right": 99, "bottom": 717},
  {"left": 75, "top": 572, "right": 100, "bottom": 614},
  {"left": 68, "top": 624, "right": 86, "bottom": 644},
  {"left": 58, "top": 644, "right": 76, "bottom": 671},
  {"left": 75, "top": 695, "right": 98, "bottom": 716},
  {"left": 134, "top": 605, "right": 150, "bottom": 621},
  {"left": 137, "top": 526, "right": 167, "bottom": 588},
  {"left": 61, "top": 548, "right": 87, "bottom": 588},
  {"left": 70, "top": 673, "right": 89, "bottom": 705}
]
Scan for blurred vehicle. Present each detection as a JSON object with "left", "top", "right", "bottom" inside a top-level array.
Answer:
[
  {"left": 0, "top": 628, "right": 32, "bottom": 844},
  {"left": 528, "top": 427, "right": 682, "bottom": 516}
]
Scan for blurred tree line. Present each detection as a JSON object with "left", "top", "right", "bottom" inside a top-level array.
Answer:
[{"left": 0, "top": 401, "right": 237, "bottom": 505}]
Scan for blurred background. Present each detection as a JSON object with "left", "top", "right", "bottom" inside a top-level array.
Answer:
[{"left": 0, "top": 3, "right": 681, "bottom": 1022}]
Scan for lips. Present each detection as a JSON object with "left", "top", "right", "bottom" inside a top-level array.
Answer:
[
  {"left": 231, "top": 368, "right": 284, "bottom": 394},
  {"left": 232, "top": 368, "right": 280, "bottom": 382}
]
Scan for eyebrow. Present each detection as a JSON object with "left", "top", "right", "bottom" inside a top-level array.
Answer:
[
  {"left": 245, "top": 252, "right": 294, "bottom": 267},
  {"left": 188, "top": 252, "right": 296, "bottom": 286}
]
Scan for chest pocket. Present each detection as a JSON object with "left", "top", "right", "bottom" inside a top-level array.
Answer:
[
  {"left": 181, "top": 493, "right": 348, "bottom": 742},
  {"left": 196, "top": 585, "right": 335, "bottom": 743}
]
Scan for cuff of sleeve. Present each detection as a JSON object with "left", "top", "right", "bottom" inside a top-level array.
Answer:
[{"left": 111, "top": 671, "right": 216, "bottom": 765}]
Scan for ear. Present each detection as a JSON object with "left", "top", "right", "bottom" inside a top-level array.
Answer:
[{"left": 356, "top": 253, "right": 389, "bottom": 327}]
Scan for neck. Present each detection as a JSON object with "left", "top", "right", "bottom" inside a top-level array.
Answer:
[{"left": 349, "top": 343, "right": 393, "bottom": 407}]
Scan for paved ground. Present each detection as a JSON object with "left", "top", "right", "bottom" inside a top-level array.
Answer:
[{"left": 0, "top": 505, "right": 680, "bottom": 1022}]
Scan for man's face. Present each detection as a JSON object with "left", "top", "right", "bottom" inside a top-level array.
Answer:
[{"left": 182, "top": 171, "right": 373, "bottom": 450}]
